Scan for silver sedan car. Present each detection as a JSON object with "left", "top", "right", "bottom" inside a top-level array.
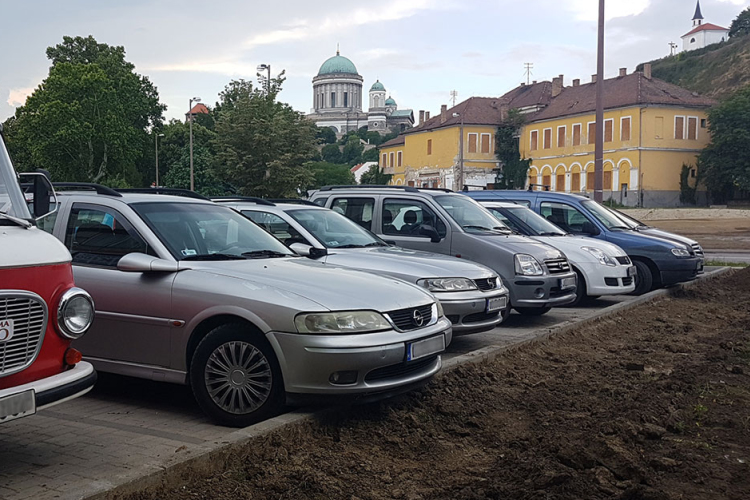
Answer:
[
  {"left": 215, "top": 199, "right": 510, "bottom": 334},
  {"left": 39, "top": 187, "right": 453, "bottom": 426}
]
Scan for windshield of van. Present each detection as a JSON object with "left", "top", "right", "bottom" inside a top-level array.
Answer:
[
  {"left": 288, "top": 208, "right": 386, "bottom": 248},
  {"left": 133, "top": 202, "right": 296, "bottom": 261},
  {"left": 581, "top": 200, "right": 632, "bottom": 230},
  {"left": 435, "top": 195, "right": 512, "bottom": 234},
  {"left": 0, "top": 136, "right": 33, "bottom": 221}
]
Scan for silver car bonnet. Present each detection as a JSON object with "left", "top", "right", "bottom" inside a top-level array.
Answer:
[
  {"left": 323, "top": 246, "right": 497, "bottom": 282},
  {"left": 181, "top": 257, "right": 436, "bottom": 312},
  {"left": 462, "top": 233, "right": 565, "bottom": 260}
]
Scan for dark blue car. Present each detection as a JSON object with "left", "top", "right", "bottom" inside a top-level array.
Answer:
[{"left": 464, "top": 191, "right": 703, "bottom": 295}]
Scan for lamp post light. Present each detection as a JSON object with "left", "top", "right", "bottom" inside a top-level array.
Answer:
[
  {"left": 453, "top": 112, "right": 464, "bottom": 191},
  {"left": 257, "top": 64, "right": 271, "bottom": 95},
  {"left": 188, "top": 96, "right": 201, "bottom": 192},
  {"left": 154, "top": 132, "right": 165, "bottom": 187}
]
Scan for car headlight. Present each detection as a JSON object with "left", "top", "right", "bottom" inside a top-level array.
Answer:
[
  {"left": 671, "top": 247, "right": 691, "bottom": 258},
  {"left": 514, "top": 254, "right": 544, "bottom": 276},
  {"left": 434, "top": 301, "right": 444, "bottom": 319},
  {"left": 295, "top": 310, "right": 392, "bottom": 334},
  {"left": 581, "top": 246, "right": 617, "bottom": 267},
  {"left": 417, "top": 278, "right": 478, "bottom": 292},
  {"left": 57, "top": 288, "right": 95, "bottom": 339}
]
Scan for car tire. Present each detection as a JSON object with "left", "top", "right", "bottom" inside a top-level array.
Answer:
[
  {"left": 567, "top": 270, "right": 586, "bottom": 307},
  {"left": 515, "top": 306, "right": 552, "bottom": 316},
  {"left": 630, "top": 260, "right": 653, "bottom": 296},
  {"left": 190, "top": 323, "right": 284, "bottom": 427}
]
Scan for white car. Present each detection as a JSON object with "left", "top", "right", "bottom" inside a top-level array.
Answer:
[{"left": 480, "top": 201, "right": 636, "bottom": 304}]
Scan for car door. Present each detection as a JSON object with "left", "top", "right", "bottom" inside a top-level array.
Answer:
[
  {"left": 61, "top": 202, "right": 175, "bottom": 367},
  {"left": 378, "top": 197, "right": 452, "bottom": 254}
]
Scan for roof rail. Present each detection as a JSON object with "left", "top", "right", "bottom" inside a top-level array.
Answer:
[
  {"left": 267, "top": 198, "right": 319, "bottom": 206},
  {"left": 320, "top": 185, "right": 419, "bottom": 192},
  {"left": 52, "top": 182, "right": 123, "bottom": 197},
  {"left": 418, "top": 187, "right": 454, "bottom": 193},
  {"left": 211, "top": 196, "right": 276, "bottom": 206},
  {"left": 116, "top": 187, "right": 209, "bottom": 200}
]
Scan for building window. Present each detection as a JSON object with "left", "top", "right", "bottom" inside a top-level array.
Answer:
[
  {"left": 690, "top": 38, "right": 696, "bottom": 43},
  {"left": 621, "top": 117, "right": 631, "bottom": 141},
  {"left": 543, "top": 128, "right": 552, "bottom": 149},
  {"left": 467, "top": 133, "right": 478, "bottom": 153},
  {"left": 571, "top": 172, "right": 580, "bottom": 191},
  {"left": 427, "top": 139, "right": 432, "bottom": 155},
  {"left": 587, "top": 171, "right": 595, "bottom": 190},
  {"left": 480, "top": 133, "right": 491, "bottom": 154},
  {"left": 389, "top": 152, "right": 395, "bottom": 168},
  {"left": 344, "top": 92, "right": 349, "bottom": 107},
  {"left": 530, "top": 130, "right": 538, "bottom": 151},
  {"left": 675, "top": 116, "right": 685, "bottom": 139},
  {"left": 588, "top": 122, "right": 596, "bottom": 145},
  {"left": 604, "top": 119, "right": 614, "bottom": 143},
  {"left": 701, "top": 118, "right": 707, "bottom": 128},
  {"left": 542, "top": 173, "right": 551, "bottom": 188},
  {"left": 655, "top": 116, "right": 664, "bottom": 139},
  {"left": 603, "top": 171, "right": 612, "bottom": 190},
  {"left": 382, "top": 153, "right": 387, "bottom": 167},
  {"left": 557, "top": 126, "right": 566, "bottom": 148},
  {"left": 556, "top": 173, "right": 565, "bottom": 192},
  {"left": 397, "top": 151, "right": 403, "bottom": 167},
  {"left": 687, "top": 117, "right": 698, "bottom": 140},
  {"left": 331, "top": 92, "right": 336, "bottom": 108},
  {"left": 572, "top": 124, "right": 581, "bottom": 146}
]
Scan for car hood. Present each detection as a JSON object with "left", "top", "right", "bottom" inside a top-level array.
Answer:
[
  {"left": 474, "top": 233, "right": 565, "bottom": 260},
  {"left": 181, "top": 257, "right": 435, "bottom": 312},
  {"left": 532, "top": 235, "right": 628, "bottom": 258},
  {"left": 637, "top": 227, "right": 698, "bottom": 247},
  {"left": 322, "top": 246, "right": 497, "bottom": 282}
]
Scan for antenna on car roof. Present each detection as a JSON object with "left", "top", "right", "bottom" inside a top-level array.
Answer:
[
  {"left": 211, "top": 196, "right": 276, "bottom": 206},
  {"left": 51, "top": 182, "right": 123, "bottom": 197}
]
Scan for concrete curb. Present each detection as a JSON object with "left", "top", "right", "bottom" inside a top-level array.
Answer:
[{"left": 91, "top": 267, "right": 731, "bottom": 500}]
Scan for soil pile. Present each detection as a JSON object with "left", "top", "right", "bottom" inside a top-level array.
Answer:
[{"left": 122, "top": 269, "right": 750, "bottom": 500}]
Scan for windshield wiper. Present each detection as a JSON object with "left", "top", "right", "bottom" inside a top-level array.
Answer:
[
  {"left": 182, "top": 253, "right": 247, "bottom": 261},
  {"left": 463, "top": 225, "right": 511, "bottom": 233},
  {"left": 241, "top": 250, "right": 291, "bottom": 259},
  {"left": 0, "top": 212, "right": 33, "bottom": 229},
  {"left": 539, "top": 232, "right": 564, "bottom": 236}
]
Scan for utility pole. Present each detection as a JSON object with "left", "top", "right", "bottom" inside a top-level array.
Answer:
[
  {"left": 154, "top": 132, "right": 164, "bottom": 187},
  {"left": 257, "top": 64, "right": 271, "bottom": 96},
  {"left": 594, "top": 0, "right": 605, "bottom": 203},
  {"left": 188, "top": 96, "right": 201, "bottom": 192},
  {"left": 453, "top": 112, "right": 465, "bottom": 190},
  {"left": 669, "top": 42, "right": 678, "bottom": 56},
  {"left": 524, "top": 63, "right": 534, "bottom": 85},
  {"left": 450, "top": 90, "right": 458, "bottom": 107}
]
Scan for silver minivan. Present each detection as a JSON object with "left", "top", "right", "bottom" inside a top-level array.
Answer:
[
  {"left": 310, "top": 187, "right": 577, "bottom": 316},
  {"left": 215, "top": 198, "right": 510, "bottom": 333}
]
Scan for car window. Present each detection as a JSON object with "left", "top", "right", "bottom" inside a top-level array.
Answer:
[
  {"left": 288, "top": 209, "right": 384, "bottom": 248},
  {"left": 581, "top": 201, "right": 632, "bottom": 230},
  {"left": 312, "top": 196, "right": 329, "bottom": 207},
  {"left": 539, "top": 201, "right": 591, "bottom": 234},
  {"left": 484, "top": 207, "right": 519, "bottom": 232},
  {"left": 35, "top": 204, "right": 58, "bottom": 234},
  {"left": 330, "top": 197, "right": 375, "bottom": 231},
  {"left": 434, "top": 195, "right": 507, "bottom": 234},
  {"left": 241, "top": 211, "right": 306, "bottom": 246},
  {"left": 65, "top": 204, "right": 152, "bottom": 267},
  {"left": 507, "top": 199, "right": 531, "bottom": 208},
  {"left": 383, "top": 199, "right": 447, "bottom": 238}
]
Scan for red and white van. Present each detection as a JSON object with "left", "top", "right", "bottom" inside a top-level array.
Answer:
[{"left": 0, "top": 130, "right": 96, "bottom": 424}]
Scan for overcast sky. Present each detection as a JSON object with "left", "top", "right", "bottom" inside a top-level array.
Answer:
[{"left": 2, "top": 0, "right": 748, "bottom": 123}]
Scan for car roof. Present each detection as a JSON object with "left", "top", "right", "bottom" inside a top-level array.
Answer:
[
  {"left": 220, "top": 201, "right": 327, "bottom": 214},
  {"left": 53, "top": 189, "right": 216, "bottom": 206},
  {"left": 477, "top": 200, "right": 522, "bottom": 208},
  {"left": 470, "top": 190, "right": 592, "bottom": 202},
  {"left": 313, "top": 185, "right": 455, "bottom": 198}
]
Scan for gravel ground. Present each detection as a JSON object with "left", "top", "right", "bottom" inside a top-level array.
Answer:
[{"left": 622, "top": 208, "right": 750, "bottom": 221}]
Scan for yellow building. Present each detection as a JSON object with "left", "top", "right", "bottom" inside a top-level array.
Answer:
[
  {"left": 379, "top": 98, "right": 506, "bottom": 189},
  {"left": 519, "top": 66, "right": 715, "bottom": 207}
]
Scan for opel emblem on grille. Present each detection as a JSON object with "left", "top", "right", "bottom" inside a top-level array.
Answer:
[
  {"left": 0, "top": 319, "right": 14, "bottom": 342},
  {"left": 412, "top": 310, "right": 425, "bottom": 327}
]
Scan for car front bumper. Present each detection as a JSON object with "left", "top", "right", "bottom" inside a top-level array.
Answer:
[
  {"left": 511, "top": 272, "right": 577, "bottom": 308},
  {"left": 267, "top": 317, "right": 453, "bottom": 396},
  {"left": 435, "top": 289, "right": 508, "bottom": 334},
  {"left": 578, "top": 261, "right": 637, "bottom": 296},
  {"left": 0, "top": 362, "right": 97, "bottom": 424},
  {"left": 657, "top": 257, "right": 702, "bottom": 286}
]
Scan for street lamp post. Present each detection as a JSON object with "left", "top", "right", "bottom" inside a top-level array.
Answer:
[
  {"left": 594, "top": 0, "right": 605, "bottom": 203},
  {"left": 188, "top": 96, "right": 201, "bottom": 192},
  {"left": 257, "top": 64, "right": 271, "bottom": 95},
  {"left": 453, "top": 112, "right": 465, "bottom": 191},
  {"left": 154, "top": 132, "right": 165, "bottom": 187}
]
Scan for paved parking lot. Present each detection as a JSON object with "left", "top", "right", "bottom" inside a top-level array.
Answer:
[{"left": 0, "top": 292, "right": 647, "bottom": 500}]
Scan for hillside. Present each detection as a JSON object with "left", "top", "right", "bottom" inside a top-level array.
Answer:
[{"left": 636, "top": 35, "right": 750, "bottom": 100}]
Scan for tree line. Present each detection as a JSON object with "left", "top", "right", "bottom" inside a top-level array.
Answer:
[{"left": 2, "top": 36, "right": 391, "bottom": 197}]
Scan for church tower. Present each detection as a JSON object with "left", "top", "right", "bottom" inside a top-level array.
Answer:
[
  {"left": 681, "top": 0, "right": 729, "bottom": 52},
  {"left": 692, "top": 0, "right": 703, "bottom": 27},
  {"left": 368, "top": 80, "right": 388, "bottom": 132}
]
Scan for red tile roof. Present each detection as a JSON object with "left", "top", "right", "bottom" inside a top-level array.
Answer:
[
  {"left": 188, "top": 103, "right": 210, "bottom": 115},
  {"left": 683, "top": 22, "right": 728, "bottom": 37},
  {"left": 379, "top": 135, "right": 405, "bottom": 148},
  {"left": 405, "top": 97, "right": 509, "bottom": 135}
]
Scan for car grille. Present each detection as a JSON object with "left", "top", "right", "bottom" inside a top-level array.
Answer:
[
  {"left": 605, "top": 278, "right": 619, "bottom": 287},
  {"left": 0, "top": 294, "right": 47, "bottom": 377},
  {"left": 386, "top": 304, "right": 433, "bottom": 331},
  {"left": 691, "top": 244, "right": 704, "bottom": 258},
  {"left": 544, "top": 258, "right": 571, "bottom": 274},
  {"left": 616, "top": 256, "right": 631, "bottom": 265},
  {"left": 622, "top": 277, "right": 633, "bottom": 286},
  {"left": 365, "top": 355, "right": 438, "bottom": 382},
  {"left": 463, "top": 310, "right": 501, "bottom": 324},
  {"left": 474, "top": 277, "right": 498, "bottom": 291}
]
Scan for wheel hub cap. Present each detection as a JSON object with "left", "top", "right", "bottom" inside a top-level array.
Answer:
[{"left": 205, "top": 341, "right": 272, "bottom": 415}]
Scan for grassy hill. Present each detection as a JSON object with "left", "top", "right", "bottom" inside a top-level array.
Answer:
[{"left": 636, "top": 35, "right": 750, "bottom": 100}]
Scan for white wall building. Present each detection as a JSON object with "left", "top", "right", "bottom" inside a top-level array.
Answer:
[{"left": 682, "top": 0, "right": 729, "bottom": 52}]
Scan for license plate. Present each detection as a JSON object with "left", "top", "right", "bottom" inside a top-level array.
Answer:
[
  {"left": 487, "top": 296, "right": 507, "bottom": 313},
  {"left": 0, "top": 390, "right": 36, "bottom": 424},
  {"left": 559, "top": 277, "right": 576, "bottom": 290},
  {"left": 627, "top": 266, "right": 637, "bottom": 277},
  {"left": 407, "top": 335, "right": 446, "bottom": 361}
]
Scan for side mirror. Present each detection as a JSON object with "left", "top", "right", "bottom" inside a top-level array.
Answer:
[
  {"left": 580, "top": 221, "right": 600, "bottom": 236},
  {"left": 19, "top": 170, "right": 56, "bottom": 219},
  {"left": 117, "top": 253, "right": 182, "bottom": 273},
  {"left": 419, "top": 225, "right": 442, "bottom": 243},
  {"left": 290, "top": 243, "right": 327, "bottom": 259}
]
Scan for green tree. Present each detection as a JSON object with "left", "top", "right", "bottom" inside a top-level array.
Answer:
[
  {"left": 308, "top": 162, "right": 355, "bottom": 189},
  {"left": 163, "top": 145, "right": 225, "bottom": 196},
  {"left": 359, "top": 164, "right": 392, "bottom": 185},
  {"left": 316, "top": 127, "right": 337, "bottom": 144},
  {"left": 362, "top": 148, "right": 379, "bottom": 162},
  {"left": 365, "top": 131, "right": 384, "bottom": 145},
  {"left": 213, "top": 74, "right": 316, "bottom": 198},
  {"left": 321, "top": 144, "right": 343, "bottom": 163},
  {"left": 698, "top": 84, "right": 750, "bottom": 202},
  {"left": 729, "top": 8, "right": 750, "bottom": 38},
  {"left": 342, "top": 135, "right": 364, "bottom": 165},
  {"left": 157, "top": 119, "right": 219, "bottom": 190},
  {"left": 495, "top": 109, "right": 531, "bottom": 189}
]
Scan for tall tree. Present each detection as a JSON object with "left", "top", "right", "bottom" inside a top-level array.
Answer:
[
  {"left": 308, "top": 162, "right": 355, "bottom": 189},
  {"left": 698, "top": 84, "right": 750, "bottom": 202},
  {"left": 729, "top": 8, "right": 750, "bottom": 38},
  {"left": 359, "top": 165, "right": 392, "bottom": 185},
  {"left": 342, "top": 134, "right": 365, "bottom": 165},
  {"left": 495, "top": 109, "right": 531, "bottom": 189},
  {"left": 213, "top": 74, "right": 317, "bottom": 197}
]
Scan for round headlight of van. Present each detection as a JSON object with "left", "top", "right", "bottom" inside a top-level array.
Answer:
[{"left": 57, "top": 288, "right": 95, "bottom": 339}]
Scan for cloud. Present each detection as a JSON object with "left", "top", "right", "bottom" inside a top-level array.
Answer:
[
  {"left": 565, "top": 0, "right": 651, "bottom": 22},
  {"left": 7, "top": 87, "right": 34, "bottom": 108}
]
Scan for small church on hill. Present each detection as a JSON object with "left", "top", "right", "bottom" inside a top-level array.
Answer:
[{"left": 681, "top": 0, "right": 729, "bottom": 52}]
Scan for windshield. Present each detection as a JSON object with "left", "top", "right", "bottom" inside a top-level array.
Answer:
[
  {"left": 607, "top": 208, "right": 642, "bottom": 229},
  {"left": 132, "top": 202, "right": 296, "bottom": 261},
  {"left": 488, "top": 206, "right": 566, "bottom": 236},
  {"left": 581, "top": 200, "right": 632, "bottom": 230},
  {"left": 288, "top": 208, "right": 385, "bottom": 248},
  {"left": 435, "top": 195, "right": 511, "bottom": 234},
  {"left": 0, "top": 135, "right": 32, "bottom": 220}
]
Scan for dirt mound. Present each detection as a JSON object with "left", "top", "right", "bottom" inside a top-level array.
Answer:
[{"left": 120, "top": 268, "right": 750, "bottom": 500}]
